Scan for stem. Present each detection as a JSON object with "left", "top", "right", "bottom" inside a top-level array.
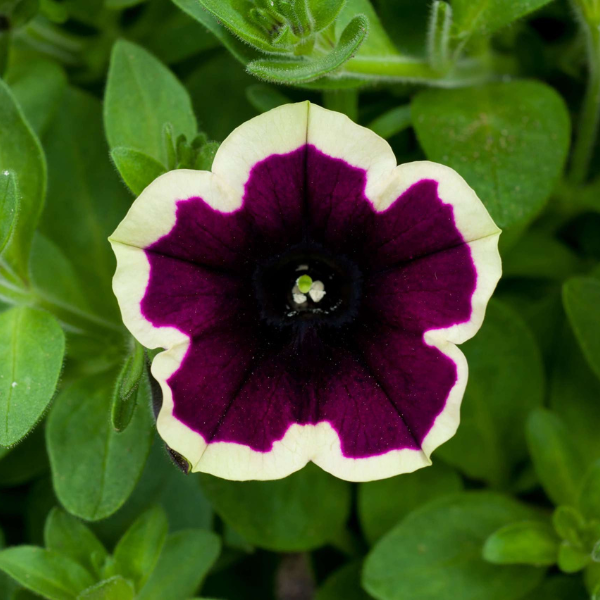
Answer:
[
  {"left": 569, "top": 4, "right": 600, "bottom": 184},
  {"left": 427, "top": 1, "right": 453, "bottom": 73},
  {"left": 323, "top": 89, "right": 358, "bottom": 121}
]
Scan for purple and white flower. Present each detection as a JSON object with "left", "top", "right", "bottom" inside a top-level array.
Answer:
[{"left": 109, "top": 102, "right": 501, "bottom": 482}]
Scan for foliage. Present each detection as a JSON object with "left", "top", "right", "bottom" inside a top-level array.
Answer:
[{"left": 0, "top": 0, "right": 599, "bottom": 598}]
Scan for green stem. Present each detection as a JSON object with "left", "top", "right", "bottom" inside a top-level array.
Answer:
[
  {"left": 367, "top": 105, "right": 412, "bottom": 139},
  {"left": 322, "top": 89, "right": 358, "bottom": 120},
  {"left": 570, "top": 4, "right": 600, "bottom": 184},
  {"left": 427, "top": 1, "right": 453, "bottom": 73}
]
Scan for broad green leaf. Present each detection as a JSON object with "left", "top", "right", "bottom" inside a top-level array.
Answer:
[
  {"left": 136, "top": 530, "right": 220, "bottom": 600},
  {"left": 452, "top": 0, "right": 554, "bottom": 38},
  {"left": 483, "top": 521, "right": 559, "bottom": 566},
  {"left": 186, "top": 53, "right": 256, "bottom": 141},
  {"left": 41, "top": 87, "right": 130, "bottom": 322},
  {"left": 104, "top": 40, "right": 197, "bottom": 164},
  {"left": 44, "top": 508, "right": 108, "bottom": 578},
  {"left": 363, "top": 492, "right": 545, "bottom": 600},
  {"left": 5, "top": 57, "right": 66, "bottom": 137},
  {"left": 78, "top": 576, "right": 135, "bottom": 600},
  {"left": 111, "top": 341, "right": 146, "bottom": 432},
  {"left": 0, "top": 306, "right": 65, "bottom": 446},
  {"left": 0, "top": 547, "right": 94, "bottom": 600},
  {"left": 579, "top": 460, "right": 600, "bottom": 521},
  {"left": 550, "top": 326, "right": 600, "bottom": 463},
  {"left": 503, "top": 232, "right": 582, "bottom": 280},
  {"left": 558, "top": 542, "right": 590, "bottom": 573},
  {"left": 412, "top": 81, "right": 570, "bottom": 230},
  {"left": 200, "top": 463, "right": 351, "bottom": 552},
  {"left": 0, "top": 78, "right": 46, "bottom": 279},
  {"left": 111, "top": 148, "right": 166, "bottom": 197},
  {"left": 316, "top": 562, "right": 371, "bottom": 600},
  {"left": 0, "top": 171, "right": 18, "bottom": 256},
  {"left": 91, "top": 440, "right": 212, "bottom": 547},
  {"left": 309, "top": 0, "right": 346, "bottom": 32},
  {"left": 367, "top": 105, "right": 412, "bottom": 140},
  {"left": 248, "top": 15, "right": 368, "bottom": 84},
  {"left": 358, "top": 462, "right": 463, "bottom": 544},
  {"left": 113, "top": 506, "right": 168, "bottom": 590},
  {"left": 0, "top": 426, "right": 48, "bottom": 487},
  {"left": 553, "top": 506, "right": 586, "bottom": 547},
  {"left": 438, "top": 299, "right": 545, "bottom": 487},
  {"left": 46, "top": 372, "right": 154, "bottom": 521},
  {"left": 563, "top": 277, "right": 600, "bottom": 382},
  {"left": 245, "top": 84, "right": 290, "bottom": 113},
  {"left": 526, "top": 409, "right": 587, "bottom": 507}
]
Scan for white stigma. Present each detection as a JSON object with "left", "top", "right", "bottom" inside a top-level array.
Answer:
[{"left": 308, "top": 280, "right": 326, "bottom": 303}]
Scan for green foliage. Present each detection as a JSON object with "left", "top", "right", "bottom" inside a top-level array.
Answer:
[
  {"left": 200, "top": 463, "right": 351, "bottom": 552},
  {"left": 111, "top": 341, "right": 146, "bottom": 432},
  {"left": 110, "top": 148, "right": 166, "bottom": 197},
  {"left": 363, "top": 493, "right": 546, "bottom": 600},
  {"left": 316, "top": 561, "right": 371, "bottom": 600},
  {"left": 0, "top": 170, "right": 18, "bottom": 256},
  {"left": 412, "top": 81, "right": 570, "bottom": 230}
]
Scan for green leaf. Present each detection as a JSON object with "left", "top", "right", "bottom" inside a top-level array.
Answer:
[
  {"left": 5, "top": 57, "right": 67, "bottom": 137},
  {"left": 46, "top": 371, "right": 154, "bottom": 521},
  {"left": 41, "top": 87, "right": 130, "bottom": 322},
  {"left": 579, "top": 460, "right": 600, "bottom": 521},
  {"left": 0, "top": 170, "right": 18, "bottom": 256},
  {"left": 194, "top": 142, "right": 220, "bottom": 171},
  {"left": 0, "top": 547, "right": 95, "bottom": 600},
  {"left": 558, "top": 541, "right": 590, "bottom": 573},
  {"left": 113, "top": 506, "right": 168, "bottom": 590},
  {"left": 437, "top": 299, "right": 545, "bottom": 487},
  {"left": 563, "top": 277, "right": 600, "bottom": 382},
  {"left": 136, "top": 530, "right": 220, "bottom": 600},
  {"left": 412, "top": 80, "right": 571, "bottom": 230},
  {"left": 363, "top": 492, "right": 545, "bottom": 600},
  {"left": 316, "top": 561, "right": 371, "bottom": 600},
  {"left": 111, "top": 148, "right": 166, "bottom": 197},
  {"left": 526, "top": 409, "right": 587, "bottom": 507},
  {"left": 367, "top": 105, "right": 412, "bottom": 140},
  {"left": 247, "top": 15, "right": 368, "bottom": 84},
  {"left": 0, "top": 306, "right": 65, "bottom": 446},
  {"left": 44, "top": 508, "right": 108, "bottom": 578},
  {"left": 0, "top": 78, "right": 46, "bottom": 279},
  {"left": 358, "top": 462, "right": 463, "bottom": 545},
  {"left": 245, "top": 84, "right": 290, "bottom": 113},
  {"left": 0, "top": 426, "right": 48, "bottom": 487},
  {"left": 308, "top": 0, "right": 346, "bottom": 32},
  {"left": 553, "top": 506, "right": 586, "bottom": 546},
  {"left": 77, "top": 577, "right": 135, "bottom": 600},
  {"left": 111, "top": 341, "right": 146, "bottom": 432},
  {"left": 200, "top": 463, "right": 351, "bottom": 552},
  {"left": 483, "top": 521, "right": 559, "bottom": 566},
  {"left": 104, "top": 39, "right": 197, "bottom": 164},
  {"left": 452, "top": 0, "right": 555, "bottom": 38}
]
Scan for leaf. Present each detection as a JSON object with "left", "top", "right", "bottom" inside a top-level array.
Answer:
[
  {"left": 553, "top": 506, "right": 586, "bottom": 546},
  {"left": 0, "top": 547, "right": 94, "bottom": 600},
  {"left": 452, "top": 0, "right": 555, "bottom": 38},
  {"left": 44, "top": 508, "right": 108, "bottom": 578},
  {"left": 0, "top": 426, "right": 49, "bottom": 487},
  {"left": 483, "top": 521, "right": 559, "bottom": 566},
  {"left": 412, "top": 80, "right": 571, "bottom": 230},
  {"left": 186, "top": 52, "right": 256, "bottom": 142},
  {"left": 110, "top": 148, "right": 166, "bottom": 197},
  {"left": 308, "top": 0, "right": 346, "bottom": 32},
  {"left": 104, "top": 39, "right": 197, "bottom": 164},
  {"left": 0, "top": 170, "right": 18, "bottom": 256},
  {"left": 558, "top": 542, "right": 590, "bottom": 573},
  {"left": 437, "top": 299, "right": 545, "bottom": 487},
  {"left": 526, "top": 409, "right": 587, "bottom": 507},
  {"left": 245, "top": 84, "right": 290, "bottom": 113},
  {"left": 46, "top": 371, "right": 154, "bottom": 521},
  {"left": 247, "top": 15, "right": 368, "bottom": 84},
  {"left": 77, "top": 577, "right": 135, "bottom": 600},
  {"left": 111, "top": 341, "right": 146, "bottom": 432},
  {"left": 579, "top": 460, "right": 600, "bottom": 521},
  {"left": 41, "top": 87, "right": 130, "bottom": 322},
  {"left": 113, "top": 506, "right": 168, "bottom": 590},
  {"left": 367, "top": 105, "right": 412, "bottom": 140},
  {"left": 363, "top": 492, "right": 545, "bottom": 600},
  {"left": 0, "top": 306, "right": 65, "bottom": 446},
  {"left": 316, "top": 561, "right": 371, "bottom": 600},
  {"left": 0, "top": 78, "right": 47, "bottom": 279},
  {"left": 563, "top": 277, "right": 600, "bottom": 382},
  {"left": 358, "top": 462, "right": 463, "bottom": 544},
  {"left": 136, "top": 530, "right": 220, "bottom": 600},
  {"left": 200, "top": 463, "right": 351, "bottom": 552},
  {"left": 5, "top": 57, "right": 67, "bottom": 137}
]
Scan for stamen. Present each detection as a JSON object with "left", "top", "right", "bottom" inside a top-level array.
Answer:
[{"left": 308, "top": 280, "right": 326, "bottom": 303}]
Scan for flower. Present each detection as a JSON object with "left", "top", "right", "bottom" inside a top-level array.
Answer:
[{"left": 109, "top": 102, "right": 501, "bottom": 482}]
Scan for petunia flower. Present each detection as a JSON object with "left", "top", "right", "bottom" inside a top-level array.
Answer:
[{"left": 109, "top": 102, "right": 501, "bottom": 482}]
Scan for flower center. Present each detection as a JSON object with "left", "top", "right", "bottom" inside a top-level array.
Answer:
[{"left": 253, "top": 245, "right": 361, "bottom": 329}]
